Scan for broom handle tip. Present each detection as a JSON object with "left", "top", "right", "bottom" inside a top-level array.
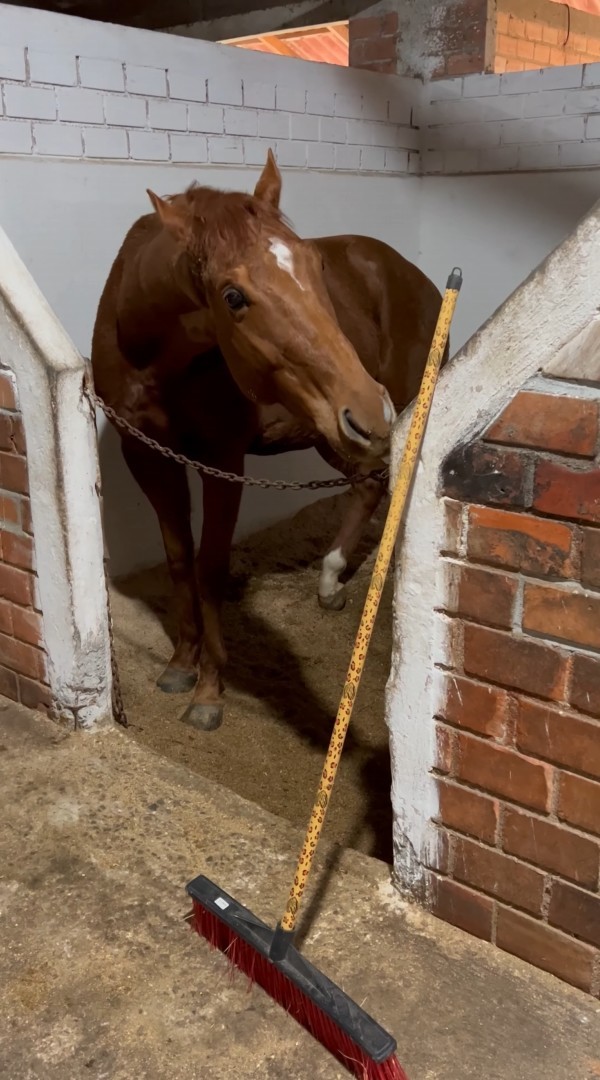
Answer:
[{"left": 447, "top": 267, "right": 463, "bottom": 291}]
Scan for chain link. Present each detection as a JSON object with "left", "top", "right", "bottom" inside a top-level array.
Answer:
[{"left": 83, "top": 383, "right": 389, "bottom": 491}]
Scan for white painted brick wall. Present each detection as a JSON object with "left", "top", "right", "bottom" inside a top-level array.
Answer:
[
  {"left": 0, "top": 0, "right": 449, "bottom": 179},
  {"left": 418, "top": 62, "right": 600, "bottom": 175}
]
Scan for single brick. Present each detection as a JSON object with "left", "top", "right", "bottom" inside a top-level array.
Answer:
[
  {"left": 558, "top": 772, "right": 600, "bottom": 836},
  {"left": 148, "top": 99, "right": 187, "bottom": 131},
  {"left": 516, "top": 696, "right": 600, "bottom": 780},
  {"left": 502, "top": 806, "right": 599, "bottom": 888},
  {"left": 12, "top": 607, "right": 44, "bottom": 649},
  {"left": 570, "top": 653, "right": 600, "bottom": 718},
  {"left": 83, "top": 127, "right": 128, "bottom": 159},
  {"left": 275, "top": 85, "right": 305, "bottom": 113},
  {"left": 28, "top": 49, "right": 77, "bottom": 86},
  {"left": 442, "top": 443, "right": 528, "bottom": 508},
  {"left": 451, "top": 564, "right": 517, "bottom": 629},
  {"left": 0, "top": 415, "right": 14, "bottom": 452},
  {"left": 428, "top": 874, "right": 493, "bottom": 941},
  {"left": 437, "top": 779, "right": 498, "bottom": 844},
  {"left": 0, "top": 632, "right": 46, "bottom": 681},
  {"left": 168, "top": 70, "right": 206, "bottom": 103},
  {"left": 548, "top": 880, "right": 600, "bottom": 948},
  {"left": 20, "top": 497, "right": 32, "bottom": 536},
  {"left": 0, "top": 452, "right": 28, "bottom": 495},
  {"left": 18, "top": 675, "right": 51, "bottom": 711},
  {"left": 440, "top": 499, "right": 463, "bottom": 556},
  {"left": 79, "top": 56, "right": 124, "bottom": 92},
  {"left": 453, "top": 835, "right": 545, "bottom": 913},
  {"left": 125, "top": 64, "right": 167, "bottom": 97},
  {"left": 188, "top": 104, "right": 224, "bottom": 134},
  {"left": 523, "top": 582, "right": 600, "bottom": 652},
  {"left": 334, "top": 145, "right": 361, "bottom": 170},
  {"left": 57, "top": 87, "right": 104, "bottom": 124},
  {"left": 435, "top": 723, "right": 453, "bottom": 775},
  {"left": 305, "top": 88, "right": 334, "bottom": 116},
  {"left": 208, "top": 77, "right": 243, "bottom": 107},
  {"left": 0, "top": 600, "right": 13, "bottom": 636},
  {"left": 224, "top": 108, "right": 258, "bottom": 137},
  {"left": 581, "top": 528, "right": 600, "bottom": 590},
  {"left": 257, "top": 110, "right": 289, "bottom": 139},
  {"left": 128, "top": 131, "right": 169, "bottom": 161},
  {"left": 438, "top": 674, "right": 508, "bottom": 739},
  {"left": 0, "top": 375, "right": 17, "bottom": 410},
  {"left": 533, "top": 461, "right": 600, "bottom": 524},
  {"left": 169, "top": 134, "right": 208, "bottom": 163},
  {"left": 486, "top": 392, "right": 598, "bottom": 457},
  {"left": 2, "top": 531, "right": 34, "bottom": 571},
  {"left": 274, "top": 141, "right": 306, "bottom": 167},
  {"left": 361, "top": 147, "right": 386, "bottom": 171},
  {"left": 0, "top": 45, "right": 26, "bottom": 81},
  {"left": 456, "top": 731, "right": 551, "bottom": 812},
  {"left": 290, "top": 113, "right": 320, "bottom": 141},
  {"left": 208, "top": 136, "right": 243, "bottom": 164},
  {"left": 0, "top": 120, "right": 33, "bottom": 154},
  {"left": 243, "top": 81, "right": 275, "bottom": 111},
  {"left": 0, "top": 665, "right": 18, "bottom": 702},
  {"left": 496, "top": 906, "right": 595, "bottom": 992},
  {"left": 4, "top": 85, "right": 56, "bottom": 122},
  {"left": 33, "top": 123, "right": 83, "bottom": 157},
  {"left": 466, "top": 506, "right": 575, "bottom": 579},
  {"left": 104, "top": 94, "right": 146, "bottom": 128},
  {"left": 307, "top": 142, "right": 334, "bottom": 169},
  {"left": 0, "top": 493, "right": 20, "bottom": 529},
  {"left": 463, "top": 623, "right": 568, "bottom": 702}
]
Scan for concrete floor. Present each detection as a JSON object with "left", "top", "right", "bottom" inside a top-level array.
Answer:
[{"left": 1, "top": 700, "right": 599, "bottom": 1080}]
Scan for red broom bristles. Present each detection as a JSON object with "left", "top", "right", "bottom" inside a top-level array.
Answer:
[{"left": 190, "top": 900, "right": 409, "bottom": 1080}]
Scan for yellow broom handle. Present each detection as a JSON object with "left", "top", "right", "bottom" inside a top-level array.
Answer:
[{"left": 280, "top": 269, "right": 462, "bottom": 933}]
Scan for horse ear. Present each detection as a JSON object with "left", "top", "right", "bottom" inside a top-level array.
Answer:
[
  {"left": 253, "top": 149, "right": 282, "bottom": 209},
  {"left": 147, "top": 189, "right": 189, "bottom": 240}
]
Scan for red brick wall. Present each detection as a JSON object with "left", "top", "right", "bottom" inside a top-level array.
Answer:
[
  {"left": 497, "top": 0, "right": 600, "bottom": 72},
  {"left": 349, "top": 11, "right": 398, "bottom": 76},
  {"left": 349, "top": 0, "right": 492, "bottom": 79},
  {"left": 0, "top": 367, "right": 50, "bottom": 712},
  {"left": 432, "top": 381, "right": 600, "bottom": 995}
]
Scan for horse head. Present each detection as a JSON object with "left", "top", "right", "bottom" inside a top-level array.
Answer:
[{"left": 147, "top": 151, "right": 394, "bottom": 465}]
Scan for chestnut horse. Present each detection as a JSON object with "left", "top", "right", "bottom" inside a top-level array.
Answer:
[{"left": 92, "top": 151, "right": 445, "bottom": 731}]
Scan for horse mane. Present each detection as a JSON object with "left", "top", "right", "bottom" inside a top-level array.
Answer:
[{"left": 168, "top": 183, "right": 295, "bottom": 277}]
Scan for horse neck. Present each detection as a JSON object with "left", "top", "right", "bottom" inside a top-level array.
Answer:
[{"left": 117, "top": 225, "right": 204, "bottom": 351}]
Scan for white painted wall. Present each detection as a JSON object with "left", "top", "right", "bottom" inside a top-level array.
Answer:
[
  {"left": 419, "top": 170, "right": 600, "bottom": 352},
  {"left": 0, "top": 155, "right": 420, "bottom": 576}
]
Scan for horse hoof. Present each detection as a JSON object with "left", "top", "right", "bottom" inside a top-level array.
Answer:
[
  {"left": 181, "top": 703, "right": 224, "bottom": 731},
  {"left": 157, "top": 667, "right": 197, "bottom": 694},
  {"left": 318, "top": 589, "right": 347, "bottom": 612}
]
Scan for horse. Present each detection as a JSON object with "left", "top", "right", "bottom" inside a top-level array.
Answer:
[{"left": 91, "top": 150, "right": 445, "bottom": 732}]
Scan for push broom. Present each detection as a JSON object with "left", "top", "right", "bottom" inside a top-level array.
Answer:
[{"left": 186, "top": 267, "right": 462, "bottom": 1079}]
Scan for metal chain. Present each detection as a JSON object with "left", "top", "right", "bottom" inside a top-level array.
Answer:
[
  {"left": 103, "top": 558, "right": 128, "bottom": 728},
  {"left": 83, "top": 376, "right": 388, "bottom": 729},
  {"left": 83, "top": 383, "right": 389, "bottom": 491}
]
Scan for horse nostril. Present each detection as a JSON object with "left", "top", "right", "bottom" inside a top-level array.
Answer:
[{"left": 341, "top": 408, "right": 371, "bottom": 444}]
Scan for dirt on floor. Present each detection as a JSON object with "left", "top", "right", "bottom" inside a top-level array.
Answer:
[{"left": 110, "top": 490, "right": 394, "bottom": 863}]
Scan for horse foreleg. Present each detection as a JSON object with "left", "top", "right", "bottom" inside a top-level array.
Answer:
[
  {"left": 318, "top": 476, "right": 385, "bottom": 611},
  {"left": 121, "top": 438, "right": 200, "bottom": 692},
  {"left": 181, "top": 464, "right": 243, "bottom": 731}
]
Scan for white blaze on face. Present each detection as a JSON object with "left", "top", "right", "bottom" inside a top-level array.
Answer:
[{"left": 269, "top": 238, "right": 304, "bottom": 291}]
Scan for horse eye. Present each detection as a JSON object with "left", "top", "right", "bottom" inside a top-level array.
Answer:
[{"left": 223, "top": 287, "right": 247, "bottom": 312}]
